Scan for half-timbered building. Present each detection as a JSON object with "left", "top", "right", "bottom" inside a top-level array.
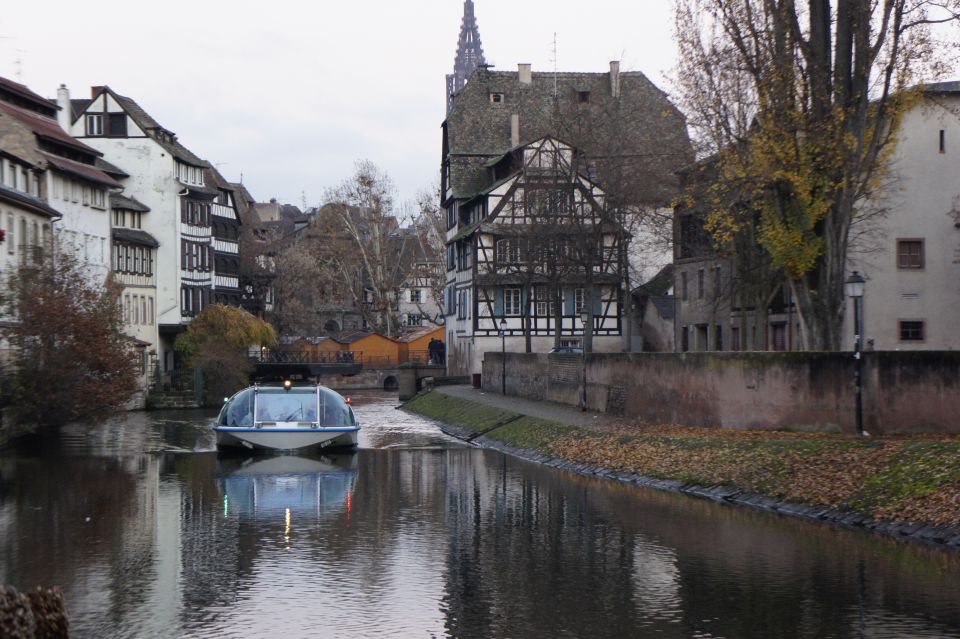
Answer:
[
  {"left": 440, "top": 49, "right": 692, "bottom": 374},
  {"left": 446, "top": 136, "right": 626, "bottom": 374}
]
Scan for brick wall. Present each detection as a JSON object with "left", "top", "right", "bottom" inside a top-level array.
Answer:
[{"left": 483, "top": 351, "right": 960, "bottom": 435}]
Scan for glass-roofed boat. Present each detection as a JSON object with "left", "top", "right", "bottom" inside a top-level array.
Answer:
[{"left": 214, "top": 383, "right": 360, "bottom": 451}]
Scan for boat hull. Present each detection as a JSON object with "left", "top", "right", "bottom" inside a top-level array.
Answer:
[{"left": 214, "top": 426, "right": 359, "bottom": 451}]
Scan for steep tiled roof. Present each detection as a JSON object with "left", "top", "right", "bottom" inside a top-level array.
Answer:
[
  {"left": 95, "top": 156, "right": 129, "bottom": 178},
  {"left": 110, "top": 192, "right": 150, "bottom": 212},
  {"left": 0, "top": 100, "right": 100, "bottom": 157},
  {"left": 0, "top": 185, "right": 61, "bottom": 219},
  {"left": 0, "top": 77, "right": 59, "bottom": 117},
  {"left": 112, "top": 227, "right": 160, "bottom": 248},
  {"left": 98, "top": 88, "right": 208, "bottom": 167},
  {"left": 41, "top": 152, "right": 121, "bottom": 188},
  {"left": 70, "top": 98, "right": 92, "bottom": 123},
  {"left": 445, "top": 67, "right": 693, "bottom": 204},
  {"left": 924, "top": 80, "right": 960, "bottom": 94}
]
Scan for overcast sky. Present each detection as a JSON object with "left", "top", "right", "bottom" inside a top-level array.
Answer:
[{"left": 0, "top": 1, "right": 679, "bottom": 210}]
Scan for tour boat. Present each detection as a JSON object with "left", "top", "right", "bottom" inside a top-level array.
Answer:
[{"left": 213, "top": 382, "right": 360, "bottom": 451}]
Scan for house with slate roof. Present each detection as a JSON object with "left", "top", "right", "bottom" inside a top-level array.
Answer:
[
  {"left": 0, "top": 77, "right": 119, "bottom": 285},
  {"left": 440, "top": 5, "right": 692, "bottom": 375},
  {"left": 58, "top": 84, "right": 240, "bottom": 373}
]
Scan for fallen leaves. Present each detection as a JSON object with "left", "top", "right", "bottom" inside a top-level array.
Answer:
[{"left": 545, "top": 423, "right": 960, "bottom": 529}]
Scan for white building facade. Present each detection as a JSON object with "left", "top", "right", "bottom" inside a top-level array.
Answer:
[
  {"left": 61, "top": 85, "right": 220, "bottom": 372},
  {"left": 844, "top": 83, "right": 960, "bottom": 350}
]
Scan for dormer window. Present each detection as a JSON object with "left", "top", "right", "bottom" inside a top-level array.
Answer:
[
  {"left": 86, "top": 113, "right": 103, "bottom": 136},
  {"left": 489, "top": 92, "right": 504, "bottom": 104},
  {"left": 107, "top": 113, "right": 127, "bottom": 137}
]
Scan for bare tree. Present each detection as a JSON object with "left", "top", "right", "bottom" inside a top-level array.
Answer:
[{"left": 313, "top": 161, "right": 413, "bottom": 337}]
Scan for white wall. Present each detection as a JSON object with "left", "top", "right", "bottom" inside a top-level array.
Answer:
[{"left": 846, "top": 94, "right": 960, "bottom": 350}]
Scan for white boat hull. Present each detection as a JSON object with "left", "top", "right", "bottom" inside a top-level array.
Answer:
[{"left": 214, "top": 426, "right": 359, "bottom": 451}]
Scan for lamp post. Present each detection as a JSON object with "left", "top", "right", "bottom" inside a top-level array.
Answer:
[
  {"left": 499, "top": 318, "right": 507, "bottom": 396},
  {"left": 845, "top": 271, "right": 866, "bottom": 436},
  {"left": 580, "top": 309, "right": 589, "bottom": 412}
]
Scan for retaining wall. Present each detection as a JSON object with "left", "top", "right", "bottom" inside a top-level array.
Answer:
[{"left": 482, "top": 351, "right": 960, "bottom": 435}]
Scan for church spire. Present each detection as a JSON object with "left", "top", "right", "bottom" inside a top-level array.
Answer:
[{"left": 446, "top": 0, "right": 486, "bottom": 115}]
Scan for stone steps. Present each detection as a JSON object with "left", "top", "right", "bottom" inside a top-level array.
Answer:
[{"left": 147, "top": 390, "right": 201, "bottom": 410}]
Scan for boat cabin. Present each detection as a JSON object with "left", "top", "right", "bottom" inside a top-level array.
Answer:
[{"left": 219, "top": 385, "right": 357, "bottom": 428}]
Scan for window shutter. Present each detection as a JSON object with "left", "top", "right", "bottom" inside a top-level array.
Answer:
[
  {"left": 594, "top": 289, "right": 603, "bottom": 315},
  {"left": 564, "top": 288, "right": 574, "bottom": 315},
  {"left": 494, "top": 289, "right": 504, "bottom": 316}
]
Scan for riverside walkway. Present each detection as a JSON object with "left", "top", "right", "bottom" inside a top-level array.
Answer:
[{"left": 431, "top": 385, "right": 607, "bottom": 428}]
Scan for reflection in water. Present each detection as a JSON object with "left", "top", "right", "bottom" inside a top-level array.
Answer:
[
  {"left": 0, "top": 394, "right": 959, "bottom": 638},
  {"left": 217, "top": 454, "right": 358, "bottom": 520}
]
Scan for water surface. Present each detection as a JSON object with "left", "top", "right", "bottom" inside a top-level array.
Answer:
[{"left": 1, "top": 392, "right": 958, "bottom": 638}]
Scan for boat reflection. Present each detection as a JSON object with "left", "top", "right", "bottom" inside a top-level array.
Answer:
[{"left": 216, "top": 453, "right": 358, "bottom": 519}]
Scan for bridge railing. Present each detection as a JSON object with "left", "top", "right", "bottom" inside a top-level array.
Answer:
[
  {"left": 251, "top": 348, "right": 446, "bottom": 368},
  {"left": 253, "top": 349, "right": 362, "bottom": 364}
]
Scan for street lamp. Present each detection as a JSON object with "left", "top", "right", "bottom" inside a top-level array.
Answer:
[
  {"left": 499, "top": 318, "right": 507, "bottom": 396},
  {"left": 580, "top": 309, "right": 590, "bottom": 412},
  {"left": 845, "top": 271, "right": 866, "bottom": 436}
]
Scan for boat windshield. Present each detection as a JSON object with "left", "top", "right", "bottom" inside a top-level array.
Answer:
[{"left": 218, "top": 387, "right": 356, "bottom": 427}]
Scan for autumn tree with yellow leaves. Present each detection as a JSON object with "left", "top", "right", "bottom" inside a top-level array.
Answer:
[
  {"left": 675, "top": 0, "right": 960, "bottom": 349},
  {"left": 175, "top": 304, "right": 277, "bottom": 405}
]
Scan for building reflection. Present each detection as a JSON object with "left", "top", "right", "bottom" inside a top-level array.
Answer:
[{"left": 2, "top": 429, "right": 960, "bottom": 638}]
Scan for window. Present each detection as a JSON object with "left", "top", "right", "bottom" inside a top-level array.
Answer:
[
  {"left": 897, "top": 239, "right": 924, "bottom": 269},
  {"left": 697, "top": 269, "right": 705, "bottom": 299},
  {"left": 92, "top": 189, "right": 105, "bottom": 208},
  {"left": 574, "top": 288, "right": 585, "bottom": 315},
  {"left": 457, "top": 289, "right": 470, "bottom": 320},
  {"left": 681, "top": 272, "right": 688, "bottom": 301},
  {"left": 505, "top": 288, "right": 522, "bottom": 316},
  {"left": 107, "top": 113, "right": 127, "bottom": 137},
  {"left": 714, "top": 325, "right": 723, "bottom": 351},
  {"left": 731, "top": 326, "right": 741, "bottom": 351},
  {"left": 714, "top": 266, "right": 722, "bottom": 298},
  {"left": 410, "top": 289, "right": 422, "bottom": 303},
  {"left": 404, "top": 313, "right": 424, "bottom": 327},
  {"left": 446, "top": 286, "right": 456, "bottom": 316},
  {"left": 148, "top": 297, "right": 154, "bottom": 325},
  {"left": 489, "top": 92, "right": 504, "bottom": 104},
  {"left": 681, "top": 326, "right": 689, "bottom": 352},
  {"left": 940, "top": 129, "right": 946, "bottom": 154},
  {"left": 85, "top": 114, "right": 103, "bottom": 136},
  {"left": 82, "top": 186, "right": 90, "bottom": 206},
  {"left": 534, "top": 286, "right": 550, "bottom": 316},
  {"left": 577, "top": 90, "right": 591, "bottom": 103},
  {"left": 899, "top": 320, "right": 925, "bottom": 341},
  {"left": 114, "top": 209, "right": 125, "bottom": 227},
  {"left": 496, "top": 238, "right": 523, "bottom": 264}
]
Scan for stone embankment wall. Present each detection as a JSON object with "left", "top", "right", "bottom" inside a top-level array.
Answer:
[{"left": 483, "top": 351, "right": 960, "bottom": 435}]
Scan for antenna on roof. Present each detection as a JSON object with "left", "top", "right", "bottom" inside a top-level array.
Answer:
[
  {"left": 550, "top": 33, "right": 558, "bottom": 98},
  {"left": 13, "top": 47, "right": 25, "bottom": 81}
]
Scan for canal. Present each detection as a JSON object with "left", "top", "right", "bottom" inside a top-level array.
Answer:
[{"left": 1, "top": 392, "right": 959, "bottom": 638}]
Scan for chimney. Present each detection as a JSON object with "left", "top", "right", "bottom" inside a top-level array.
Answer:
[
  {"left": 56, "top": 84, "right": 71, "bottom": 132},
  {"left": 510, "top": 113, "right": 520, "bottom": 147},
  {"left": 518, "top": 63, "right": 532, "bottom": 85},
  {"left": 609, "top": 61, "right": 621, "bottom": 98}
]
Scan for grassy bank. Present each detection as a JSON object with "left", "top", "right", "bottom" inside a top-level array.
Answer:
[{"left": 406, "top": 391, "right": 960, "bottom": 529}]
